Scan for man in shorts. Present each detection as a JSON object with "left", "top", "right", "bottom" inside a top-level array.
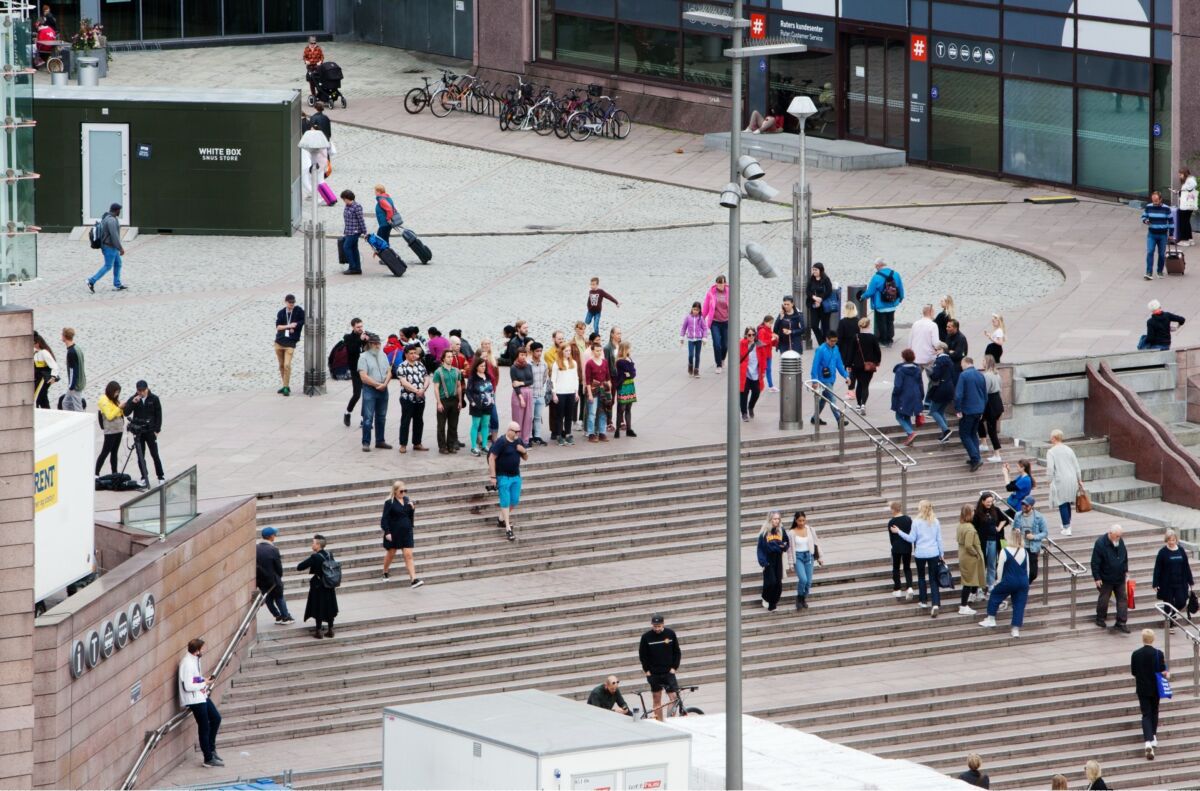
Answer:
[
  {"left": 638, "top": 613, "right": 682, "bottom": 721},
  {"left": 487, "top": 421, "right": 528, "bottom": 541}
]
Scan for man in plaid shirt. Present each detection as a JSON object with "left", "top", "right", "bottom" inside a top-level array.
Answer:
[
  {"left": 528, "top": 342, "right": 550, "bottom": 446},
  {"left": 341, "top": 190, "right": 365, "bottom": 275}
]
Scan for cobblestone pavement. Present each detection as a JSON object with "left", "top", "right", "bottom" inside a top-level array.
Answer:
[{"left": 25, "top": 120, "right": 1058, "bottom": 398}]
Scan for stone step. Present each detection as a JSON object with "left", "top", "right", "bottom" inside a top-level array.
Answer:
[
  {"left": 1029, "top": 437, "right": 1110, "bottom": 462},
  {"left": 1075, "top": 455, "right": 1138, "bottom": 482},
  {"left": 1084, "top": 475, "right": 1164, "bottom": 504}
]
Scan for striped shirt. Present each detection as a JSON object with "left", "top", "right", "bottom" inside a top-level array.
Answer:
[{"left": 1142, "top": 202, "right": 1173, "bottom": 236}]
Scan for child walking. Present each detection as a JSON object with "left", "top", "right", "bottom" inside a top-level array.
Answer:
[
  {"left": 680, "top": 301, "right": 706, "bottom": 377},
  {"left": 465, "top": 359, "right": 495, "bottom": 456},
  {"left": 614, "top": 341, "right": 637, "bottom": 438},
  {"left": 758, "top": 314, "right": 779, "bottom": 391},
  {"left": 584, "top": 277, "right": 620, "bottom": 336}
]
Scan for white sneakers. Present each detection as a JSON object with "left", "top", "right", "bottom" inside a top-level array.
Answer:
[
  {"left": 905, "top": 587, "right": 914, "bottom": 601},
  {"left": 998, "top": 601, "right": 1009, "bottom": 612},
  {"left": 892, "top": 590, "right": 903, "bottom": 599},
  {"left": 1011, "top": 627, "right": 1020, "bottom": 638},
  {"left": 1060, "top": 527, "right": 1073, "bottom": 537},
  {"left": 987, "top": 453, "right": 1003, "bottom": 462},
  {"left": 919, "top": 602, "right": 929, "bottom": 609},
  {"left": 761, "top": 599, "right": 770, "bottom": 609},
  {"left": 978, "top": 616, "right": 997, "bottom": 628},
  {"left": 930, "top": 606, "right": 939, "bottom": 618},
  {"left": 958, "top": 605, "right": 976, "bottom": 615}
]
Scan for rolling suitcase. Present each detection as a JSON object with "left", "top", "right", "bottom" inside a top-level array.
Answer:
[
  {"left": 401, "top": 228, "right": 433, "bottom": 264},
  {"left": 317, "top": 181, "right": 337, "bottom": 207},
  {"left": 378, "top": 246, "right": 407, "bottom": 277},
  {"left": 1166, "top": 241, "right": 1186, "bottom": 275}
]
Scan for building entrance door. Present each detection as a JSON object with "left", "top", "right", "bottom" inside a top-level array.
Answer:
[
  {"left": 81, "top": 123, "right": 129, "bottom": 225},
  {"left": 843, "top": 31, "right": 907, "bottom": 149}
]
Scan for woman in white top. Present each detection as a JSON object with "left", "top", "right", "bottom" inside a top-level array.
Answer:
[
  {"left": 786, "top": 510, "right": 822, "bottom": 610},
  {"left": 1178, "top": 167, "right": 1196, "bottom": 246},
  {"left": 549, "top": 347, "right": 579, "bottom": 446},
  {"left": 1045, "top": 429, "right": 1084, "bottom": 536},
  {"left": 983, "top": 313, "right": 1005, "bottom": 363},
  {"left": 979, "top": 528, "right": 1030, "bottom": 637}
]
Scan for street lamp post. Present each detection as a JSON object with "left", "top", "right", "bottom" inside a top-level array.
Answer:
[
  {"left": 298, "top": 129, "right": 330, "bottom": 397},
  {"left": 787, "top": 97, "right": 817, "bottom": 349}
]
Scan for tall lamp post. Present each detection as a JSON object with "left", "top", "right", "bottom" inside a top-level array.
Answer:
[
  {"left": 788, "top": 96, "right": 817, "bottom": 348},
  {"left": 298, "top": 129, "right": 330, "bottom": 397},
  {"left": 684, "top": 5, "right": 806, "bottom": 787}
]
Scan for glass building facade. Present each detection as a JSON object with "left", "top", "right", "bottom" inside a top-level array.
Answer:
[
  {"left": 47, "top": 0, "right": 324, "bottom": 42},
  {"left": 535, "top": 0, "right": 1174, "bottom": 197}
]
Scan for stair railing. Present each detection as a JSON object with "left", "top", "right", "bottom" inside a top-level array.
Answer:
[
  {"left": 805, "top": 380, "right": 917, "bottom": 511},
  {"left": 1039, "top": 536, "right": 1088, "bottom": 629},
  {"left": 1157, "top": 601, "right": 1200, "bottom": 698},
  {"left": 121, "top": 588, "right": 270, "bottom": 791}
]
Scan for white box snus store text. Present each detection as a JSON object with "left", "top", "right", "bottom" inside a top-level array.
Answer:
[{"left": 382, "top": 690, "right": 691, "bottom": 790}]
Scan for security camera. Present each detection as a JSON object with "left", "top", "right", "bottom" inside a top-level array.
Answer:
[
  {"left": 737, "top": 155, "right": 765, "bottom": 181},
  {"left": 719, "top": 182, "right": 741, "bottom": 209},
  {"left": 744, "top": 180, "right": 779, "bottom": 202}
]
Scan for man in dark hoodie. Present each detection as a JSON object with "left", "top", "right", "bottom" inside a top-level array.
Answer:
[
  {"left": 638, "top": 613, "right": 682, "bottom": 721},
  {"left": 123, "top": 379, "right": 164, "bottom": 488}
]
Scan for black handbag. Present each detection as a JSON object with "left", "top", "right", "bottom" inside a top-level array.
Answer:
[
  {"left": 936, "top": 559, "right": 954, "bottom": 589},
  {"left": 1189, "top": 590, "right": 1199, "bottom": 616}
]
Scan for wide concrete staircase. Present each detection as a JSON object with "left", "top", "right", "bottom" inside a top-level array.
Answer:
[{"left": 209, "top": 424, "right": 1200, "bottom": 788}]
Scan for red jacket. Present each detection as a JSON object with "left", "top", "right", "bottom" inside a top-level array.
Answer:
[{"left": 739, "top": 337, "right": 770, "bottom": 393}]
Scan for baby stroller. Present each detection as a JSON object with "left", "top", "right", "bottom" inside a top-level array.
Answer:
[{"left": 308, "top": 61, "right": 347, "bottom": 109}]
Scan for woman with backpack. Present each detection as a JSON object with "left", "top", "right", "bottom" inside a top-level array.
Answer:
[
  {"left": 380, "top": 480, "right": 423, "bottom": 587},
  {"left": 297, "top": 534, "right": 339, "bottom": 639},
  {"left": 374, "top": 185, "right": 400, "bottom": 244},
  {"left": 95, "top": 381, "right": 125, "bottom": 477},
  {"left": 474, "top": 339, "right": 500, "bottom": 443},
  {"left": 806, "top": 263, "right": 834, "bottom": 347}
]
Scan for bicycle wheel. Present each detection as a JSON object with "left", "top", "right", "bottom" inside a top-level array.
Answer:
[
  {"left": 533, "top": 106, "right": 556, "bottom": 136},
  {"left": 612, "top": 110, "right": 633, "bottom": 140},
  {"left": 566, "top": 112, "right": 592, "bottom": 142},
  {"left": 430, "top": 89, "right": 454, "bottom": 117},
  {"left": 684, "top": 706, "right": 704, "bottom": 715},
  {"left": 404, "top": 88, "right": 428, "bottom": 114}
]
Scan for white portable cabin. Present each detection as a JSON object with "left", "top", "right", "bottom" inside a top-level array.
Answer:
[
  {"left": 33, "top": 409, "right": 96, "bottom": 604},
  {"left": 382, "top": 689, "right": 691, "bottom": 790}
]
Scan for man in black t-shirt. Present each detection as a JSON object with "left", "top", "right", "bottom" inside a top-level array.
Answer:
[
  {"left": 488, "top": 421, "right": 527, "bottom": 541},
  {"left": 638, "top": 613, "right": 682, "bottom": 721}
]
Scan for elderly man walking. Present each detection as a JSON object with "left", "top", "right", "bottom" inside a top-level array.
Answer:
[{"left": 1092, "top": 524, "right": 1130, "bottom": 633}]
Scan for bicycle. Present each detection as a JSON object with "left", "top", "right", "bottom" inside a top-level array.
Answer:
[
  {"left": 632, "top": 684, "right": 703, "bottom": 719},
  {"left": 566, "top": 95, "right": 632, "bottom": 142},
  {"left": 403, "top": 69, "right": 458, "bottom": 115},
  {"left": 431, "top": 72, "right": 481, "bottom": 117}
]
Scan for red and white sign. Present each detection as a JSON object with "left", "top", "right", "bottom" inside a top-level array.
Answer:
[
  {"left": 910, "top": 34, "right": 928, "bottom": 61},
  {"left": 749, "top": 13, "right": 766, "bottom": 39}
]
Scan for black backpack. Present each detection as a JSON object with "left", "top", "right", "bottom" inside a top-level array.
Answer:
[
  {"left": 89, "top": 215, "right": 106, "bottom": 249},
  {"left": 881, "top": 271, "right": 899, "bottom": 303},
  {"left": 319, "top": 550, "right": 342, "bottom": 589}
]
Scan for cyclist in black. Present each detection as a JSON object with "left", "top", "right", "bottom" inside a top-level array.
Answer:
[
  {"left": 638, "top": 613, "right": 681, "bottom": 721},
  {"left": 586, "top": 675, "right": 630, "bottom": 715}
]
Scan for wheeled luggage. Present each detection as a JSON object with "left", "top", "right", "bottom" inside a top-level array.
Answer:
[
  {"left": 1166, "top": 241, "right": 1186, "bottom": 275},
  {"left": 401, "top": 228, "right": 433, "bottom": 264},
  {"left": 317, "top": 181, "right": 337, "bottom": 206},
  {"left": 378, "top": 246, "right": 407, "bottom": 277}
]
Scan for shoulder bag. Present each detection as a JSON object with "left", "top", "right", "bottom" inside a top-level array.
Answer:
[
  {"left": 1157, "top": 667, "right": 1173, "bottom": 700},
  {"left": 857, "top": 336, "right": 878, "bottom": 372},
  {"left": 1075, "top": 487, "right": 1093, "bottom": 513}
]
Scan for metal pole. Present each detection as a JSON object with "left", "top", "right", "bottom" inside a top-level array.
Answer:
[
  {"left": 725, "top": 2, "right": 744, "bottom": 786},
  {"left": 1041, "top": 551, "right": 1049, "bottom": 606},
  {"left": 875, "top": 445, "right": 882, "bottom": 494},
  {"left": 1069, "top": 575, "right": 1077, "bottom": 630},
  {"left": 837, "top": 400, "right": 845, "bottom": 460},
  {"left": 811, "top": 389, "right": 820, "bottom": 437},
  {"left": 1193, "top": 641, "right": 1198, "bottom": 699},
  {"left": 1164, "top": 614, "right": 1172, "bottom": 666},
  {"left": 900, "top": 466, "right": 908, "bottom": 513}
]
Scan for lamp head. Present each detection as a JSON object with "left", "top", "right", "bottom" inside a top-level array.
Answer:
[
  {"left": 787, "top": 96, "right": 818, "bottom": 120},
  {"left": 719, "top": 182, "right": 742, "bottom": 209},
  {"left": 737, "top": 155, "right": 765, "bottom": 181},
  {"left": 743, "top": 242, "right": 778, "bottom": 279},
  {"left": 744, "top": 179, "right": 779, "bottom": 202},
  {"left": 298, "top": 128, "right": 330, "bottom": 152}
]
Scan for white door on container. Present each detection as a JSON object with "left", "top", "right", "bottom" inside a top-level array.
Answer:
[{"left": 81, "top": 123, "right": 129, "bottom": 224}]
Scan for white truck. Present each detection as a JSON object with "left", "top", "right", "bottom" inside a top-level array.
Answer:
[{"left": 33, "top": 409, "right": 96, "bottom": 616}]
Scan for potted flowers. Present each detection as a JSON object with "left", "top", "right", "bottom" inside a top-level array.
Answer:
[{"left": 70, "top": 19, "right": 108, "bottom": 77}]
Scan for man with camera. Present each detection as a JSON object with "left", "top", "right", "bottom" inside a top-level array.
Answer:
[{"left": 123, "top": 379, "right": 164, "bottom": 488}]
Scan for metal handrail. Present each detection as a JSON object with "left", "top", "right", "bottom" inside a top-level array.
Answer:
[
  {"left": 1156, "top": 602, "right": 1200, "bottom": 698},
  {"left": 121, "top": 588, "right": 270, "bottom": 790},
  {"left": 1038, "top": 535, "right": 1088, "bottom": 630},
  {"left": 804, "top": 379, "right": 916, "bottom": 510}
]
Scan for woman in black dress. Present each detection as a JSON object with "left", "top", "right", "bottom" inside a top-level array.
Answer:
[
  {"left": 848, "top": 316, "right": 881, "bottom": 413},
  {"left": 1153, "top": 529, "right": 1194, "bottom": 630},
  {"left": 297, "top": 534, "right": 339, "bottom": 639},
  {"left": 806, "top": 262, "right": 833, "bottom": 347},
  {"left": 381, "top": 480, "right": 423, "bottom": 587}
]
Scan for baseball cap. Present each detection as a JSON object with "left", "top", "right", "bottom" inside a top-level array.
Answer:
[
  {"left": 650, "top": 613, "right": 664, "bottom": 625},
  {"left": 366, "top": 332, "right": 381, "bottom": 343},
  {"left": 1022, "top": 495, "right": 1036, "bottom": 507},
  {"left": 261, "top": 526, "right": 278, "bottom": 538}
]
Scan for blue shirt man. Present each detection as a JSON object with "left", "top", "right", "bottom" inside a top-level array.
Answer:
[
  {"left": 860, "top": 258, "right": 904, "bottom": 346},
  {"left": 87, "top": 202, "right": 127, "bottom": 293},
  {"left": 810, "top": 332, "right": 848, "bottom": 425},
  {"left": 954, "top": 358, "right": 988, "bottom": 470},
  {"left": 1141, "top": 191, "right": 1174, "bottom": 279}
]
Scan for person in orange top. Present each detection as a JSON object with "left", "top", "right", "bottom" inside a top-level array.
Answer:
[
  {"left": 303, "top": 36, "right": 324, "bottom": 96},
  {"left": 756, "top": 314, "right": 779, "bottom": 391}
]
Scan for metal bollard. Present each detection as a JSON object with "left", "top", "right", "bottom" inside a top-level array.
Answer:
[{"left": 778, "top": 352, "right": 803, "bottom": 430}]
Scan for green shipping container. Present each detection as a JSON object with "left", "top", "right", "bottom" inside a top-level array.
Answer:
[{"left": 34, "top": 86, "right": 302, "bottom": 236}]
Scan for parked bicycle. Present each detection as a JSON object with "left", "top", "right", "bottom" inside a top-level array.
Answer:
[
  {"left": 632, "top": 685, "right": 704, "bottom": 719},
  {"left": 566, "top": 94, "right": 632, "bottom": 142},
  {"left": 403, "top": 68, "right": 459, "bottom": 115}
]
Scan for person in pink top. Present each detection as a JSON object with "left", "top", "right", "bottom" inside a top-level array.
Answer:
[
  {"left": 680, "top": 301, "right": 707, "bottom": 378},
  {"left": 702, "top": 275, "right": 731, "bottom": 372}
]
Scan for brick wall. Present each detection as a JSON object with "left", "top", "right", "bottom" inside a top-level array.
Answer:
[
  {"left": 32, "top": 498, "right": 257, "bottom": 789},
  {"left": 0, "top": 306, "right": 35, "bottom": 789}
]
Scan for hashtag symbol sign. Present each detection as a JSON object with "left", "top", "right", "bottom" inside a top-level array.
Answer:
[
  {"left": 912, "top": 39, "right": 925, "bottom": 58},
  {"left": 749, "top": 14, "right": 765, "bottom": 38}
]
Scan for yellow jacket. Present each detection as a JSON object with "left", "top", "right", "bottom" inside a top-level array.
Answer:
[{"left": 98, "top": 394, "right": 124, "bottom": 421}]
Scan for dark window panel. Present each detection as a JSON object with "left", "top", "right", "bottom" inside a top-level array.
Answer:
[
  {"left": 838, "top": 0, "right": 906, "bottom": 28},
  {"left": 618, "top": 23, "right": 680, "bottom": 79},
  {"left": 555, "top": 15, "right": 616, "bottom": 71},
  {"left": 929, "top": 67, "right": 999, "bottom": 171},
  {"left": 224, "top": 0, "right": 262, "bottom": 34},
  {"left": 303, "top": 0, "right": 322, "bottom": 29},
  {"left": 1002, "top": 0, "right": 1073, "bottom": 10},
  {"left": 556, "top": 0, "right": 613, "bottom": 15},
  {"left": 767, "top": 50, "right": 836, "bottom": 138},
  {"left": 265, "top": 0, "right": 301, "bottom": 33},
  {"left": 1002, "top": 44, "right": 1073, "bottom": 82},
  {"left": 932, "top": 2, "right": 998, "bottom": 38},
  {"left": 184, "top": 0, "right": 221, "bottom": 37},
  {"left": 1002, "top": 78, "right": 1072, "bottom": 183},
  {"left": 618, "top": 0, "right": 677, "bottom": 27},
  {"left": 1077, "top": 87, "right": 1149, "bottom": 195},
  {"left": 1154, "top": 0, "right": 1171, "bottom": 24},
  {"left": 1076, "top": 53, "right": 1149, "bottom": 92},
  {"left": 1151, "top": 64, "right": 1172, "bottom": 195},
  {"left": 1153, "top": 28, "right": 1170, "bottom": 61},
  {"left": 141, "top": 0, "right": 181, "bottom": 38},
  {"left": 1001, "top": 10, "right": 1072, "bottom": 47},
  {"left": 101, "top": 0, "right": 139, "bottom": 40},
  {"left": 682, "top": 32, "right": 731, "bottom": 88}
]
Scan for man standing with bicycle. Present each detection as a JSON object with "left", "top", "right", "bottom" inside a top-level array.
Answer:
[{"left": 638, "top": 613, "right": 681, "bottom": 722}]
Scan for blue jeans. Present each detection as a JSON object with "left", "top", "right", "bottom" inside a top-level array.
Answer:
[
  {"left": 342, "top": 234, "right": 362, "bottom": 272},
  {"left": 1058, "top": 501, "right": 1072, "bottom": 528},
  {"left": 929, "top": 400, "right": 951, "bottom": 433},
  {"left": 1146, "top": 233, "right": 1167, "bottom": 275},
  {"left": 584, "top": 311, "right": 601, "bottom": 336},
  {"left": 532, "top": 396, "right": 545, "bottom": 440},
  {"left": 687, "top": 340, "right": 702, "bottom": 370},
  {"left": 764, "top": 357, "right": 774, "bottom": 388},
  {"left": 794, "top": 551, "right": 814, "bottom": 600},
  {"left": 188, "top": 700, "right": 221, "bottom": 762},
  {"left": 89, "top": 246, "right": 123, "bottom": 287},
  {"left": 361, "top": 386, "right": 387, "bottom": 445},
  {"left": 895, "top": 413, "right": 915, "bottom": 434},
  {"left": 987, "top": 579, "right": 1029, "bottom": 626},
  {"left": 915, "top": 555, "right": 941, "bottom": 606},
  {"left": 377, "top": 224, "right": 392, "bottom": 244},
  {"left": 1137, "top": 335, "right": 1169, "bottom": 351},
  {"left": 984, "top": 541, "right": 999, "bottom": 589},
  {"left": 958, "top": 412, "right": 983, "bottom": 464},
  {"left": 262, "top": 586, "right": 292, "bottom": 620},
  {"left": 814, "top": 387, "right": 841, "bottom": 423},
  {"left": 587, "top": 396, "right": 607, "bottom": 435},
  {"left": 710, "top": 321, "right": 729, "bottom": 367}
]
